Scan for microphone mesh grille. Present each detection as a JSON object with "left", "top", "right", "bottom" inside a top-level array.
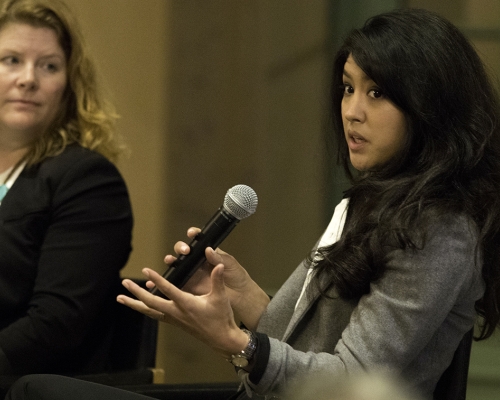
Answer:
[{"left": 223, "top": 185, "right": 258, "bottom": 220}]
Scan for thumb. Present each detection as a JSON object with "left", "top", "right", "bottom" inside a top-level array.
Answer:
[
  {"left": 206, "top": 247, "right": 224, "bottom": 265},
  {"left": 210, "top": 264, "right": 226, "bottom": 294}
]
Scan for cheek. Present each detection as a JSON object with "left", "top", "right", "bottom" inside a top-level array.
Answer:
[
  {"left": 385, "top": 108, "right": 406, "bottom": 141},
  {"left": 385, "top": 123, "right": 407, "bottom": 158},
  {"left": 48, "top": 81, "right": 67, "bottom": 105},
  {"left": 0, "top": 77, "right": 12, "bottom": 95},
  {"left": 377, "top": 112, "right": 407, "bottom": 159},
  {"left": 341, "top": 110, "right": 348, "bottom": 130}
]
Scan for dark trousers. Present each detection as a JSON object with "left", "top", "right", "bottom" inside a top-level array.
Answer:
[{"left": 5, "top": 375, "right": 155, "bottom": 400}]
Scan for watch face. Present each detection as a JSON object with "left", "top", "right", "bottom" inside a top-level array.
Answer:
[{"left": 231, "top": 355, "right": 249, "bottom": 368}]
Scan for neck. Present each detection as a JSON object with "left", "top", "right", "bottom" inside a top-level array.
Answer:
[
  {"left": 0, "top": 130, "right": 35, "bottom": 173},
  {"left": 0, "top": 147, "right": 29, "bottom": 174}
]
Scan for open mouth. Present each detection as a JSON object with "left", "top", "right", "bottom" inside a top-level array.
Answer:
[
  {"left": 347, "top": 132, "right": 367, "bottom": 151},
  {"left": 350, "top": 134, "right": 366, "bottom": 144}
]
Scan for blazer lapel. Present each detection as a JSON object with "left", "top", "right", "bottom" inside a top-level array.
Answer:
[
  {"left": 282, "top": 198, "right": 349, "bottom": 342},
  {"left": 282, "top": 268, "right": 323, "bottom": 341}
]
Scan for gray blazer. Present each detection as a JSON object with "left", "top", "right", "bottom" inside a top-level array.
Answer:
[{"left": 244, "top": 213, "right": 484, "bottom": 399}]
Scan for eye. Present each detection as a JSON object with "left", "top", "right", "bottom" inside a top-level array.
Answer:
[
  {"left": 45, "top": 63, "right": 59, "bottom": 72},
  {"left": 341, "top": 84, "right": 354, "bottom": 95},
  {"left": 369, "top": 88, "right": 384, "bottom": 99},
  {"left": 1, "top": 55, "right": 20, "bottom": 65},
  {"left": 40, "top": 61, "right": 62, "bottom": 73}
]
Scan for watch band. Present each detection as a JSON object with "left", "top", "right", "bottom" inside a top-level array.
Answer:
[{"left": 227, "top": 329, "right": 257, "bottom": 368}]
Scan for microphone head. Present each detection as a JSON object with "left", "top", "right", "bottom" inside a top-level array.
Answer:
[{"left": 223, "top": 185, "right": 258, "bottom": 220}]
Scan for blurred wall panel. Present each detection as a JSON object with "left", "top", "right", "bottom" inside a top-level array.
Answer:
[
  {"left": 64, "top": 0, "right": 330, "bottom": 383},
  {"left": 161, "top": 0, "right": 330, "bottom": 382},
  {"left": 64, "top": 0, "right": 170, "bottom": 279}
]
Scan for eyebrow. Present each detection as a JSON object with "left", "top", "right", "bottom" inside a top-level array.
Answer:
[
  {"left": 342, "top": 68, "right": 373, "bottom": 83},
  {"left": 40, "top": 54, "right": 65, "bottom": 61},
  {"left": 342, "top": 70, "right": 352, "bottom": 79},
  {"left": 0, "top": 48, "right": 65, "bottom": 59}
]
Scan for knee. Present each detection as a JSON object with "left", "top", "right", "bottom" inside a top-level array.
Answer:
[{"left": 6, "top": 374, "right": 60, "bottom": 400}]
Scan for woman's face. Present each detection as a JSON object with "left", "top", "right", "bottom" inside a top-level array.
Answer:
[
  {"left": 0, "top": 23, "right": 67, "bottom": 142},
  {"left": 341, "top": 55, "right": 407, "bottom": 171}
]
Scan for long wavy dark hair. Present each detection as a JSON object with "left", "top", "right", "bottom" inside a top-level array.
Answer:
[{"left": 313, "top": 8, "right": 500, "bottom": 340}]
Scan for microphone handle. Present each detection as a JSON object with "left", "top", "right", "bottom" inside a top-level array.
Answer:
[{"left": 151, "top": 207, "right": 239, "bottom": 296}]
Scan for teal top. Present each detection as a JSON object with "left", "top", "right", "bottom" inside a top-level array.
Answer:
[{"left": 0, "top": 185, "right": 7, "bottom": 202}]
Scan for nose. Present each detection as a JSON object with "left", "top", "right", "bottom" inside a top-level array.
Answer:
[
  {"left": 342, "top": 93, "right": 365, "bottom": 123},
  {"left": 17, "top": 64, "right": 38, "bottom": 90}
]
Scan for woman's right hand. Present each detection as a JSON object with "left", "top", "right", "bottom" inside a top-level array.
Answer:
[
  {"left": 163, "top": 227, "right": 270, "bottom": 329},
  {"left": 166, "top": 227, "right": 248, "bottom": 294}
]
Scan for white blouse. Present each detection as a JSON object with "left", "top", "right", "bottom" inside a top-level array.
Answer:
[{"left": 295, "top": 197, "right": 349, "bottom": 309}]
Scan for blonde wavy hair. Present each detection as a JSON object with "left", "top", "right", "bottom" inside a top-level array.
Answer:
[{"left": 0, "top": 0, "right": 126, "bottom": 164}]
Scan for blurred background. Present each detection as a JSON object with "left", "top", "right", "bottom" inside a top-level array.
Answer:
[{"left": 62, "top": 0, "right": 500, "bottom": 398}]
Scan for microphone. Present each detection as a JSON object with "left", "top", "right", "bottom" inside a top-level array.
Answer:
[{"left": 152, "top": 184, "right": 258, "bottom": 296}]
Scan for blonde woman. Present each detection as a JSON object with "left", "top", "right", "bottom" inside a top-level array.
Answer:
[{"left": 0, "top": 0, "right": 132, "bottom": 377}]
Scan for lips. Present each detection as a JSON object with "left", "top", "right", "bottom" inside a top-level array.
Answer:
[
  {"left": 350, "top": 134, "right": 366, "bottom": 143},
  {"left": 7, "top": 99, "right": 41, "bottom": 110},
  {"left": 9, "top": 99, "right": 40, "bottom": 106},
  {"left": 347, "top": 130, "right": 367, "bottom": 151}
]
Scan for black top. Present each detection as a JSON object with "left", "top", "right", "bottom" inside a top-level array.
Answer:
[{"left": 0, "top": 144, "right": 133, "bottom": 375}]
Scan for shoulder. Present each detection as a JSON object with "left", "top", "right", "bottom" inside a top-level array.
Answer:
[
  {"left": 385, "top": 210, "right": 481, "bottom": 294},
  {"left": 420, "top": 210, "right": 478, "bottom": 248},
  {"left": 38, "top": 144, "right": 116, "bottom": 175},
  {"left": 2, "top": 145, "right": 131, "bottom": 224},
  {"left": 26, "top": 144, "right": 125, "bottom": 187},
  {"left": 19, "top": 144, "right": 129, "bottom": 208},
  {"left": 392, "top": 209, "right": 478, "bottom": 261}
]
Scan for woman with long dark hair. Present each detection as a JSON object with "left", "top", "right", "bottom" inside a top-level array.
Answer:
[
  {"left": 323, "top": 8, "right": 500, "bottom": 342},
  {"left": 5, "top": 7, "right": 500, "bottom": 400}
]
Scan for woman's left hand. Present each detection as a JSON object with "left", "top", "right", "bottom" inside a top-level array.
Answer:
[{"left": 116, "top": 264, "right": 249, "bottom": 358}]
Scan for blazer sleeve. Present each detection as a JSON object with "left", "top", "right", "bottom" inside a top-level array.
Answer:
[
  {"left": 0, "top": 151, "right": 133, "bottom": 374},
  {"left": 247, "top": 214, "right": 484, "bottom": 398}
]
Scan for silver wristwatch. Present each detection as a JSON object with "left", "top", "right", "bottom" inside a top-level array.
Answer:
[{"left": 227, "top": 329, "right": 257, "bottom": 368}]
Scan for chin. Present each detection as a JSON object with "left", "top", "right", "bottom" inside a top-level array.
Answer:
[
  {"left": 4, "top": 119, "right": 44, "bottom": 133},
  {"left": 350, "top": 155, "right": 383, "bottom": 172},
  {"left": 350, "top": 161, "right": 370, "bottom": 172}
]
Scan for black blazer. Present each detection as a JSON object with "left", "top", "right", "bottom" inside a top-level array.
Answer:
[{"left": 0, "top": 144, "right": 133, "bottom": 375}]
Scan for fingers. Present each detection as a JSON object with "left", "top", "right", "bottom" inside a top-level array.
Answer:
[
  {"left": 145, "top": 280, "right": 156, "bottom": 289},
  {"left": 163, "top": 241, "right": 190, "bottom": 264},
  {"left": 116, "top": 280, "right": 166, "bottom": 320},
  {"left": 174, "top": 228, "right": 201, "bottom": 254},
  {"left": 206, "top": 247, "right": 236, "bottom": 270},
  {"left": 117, "top": 270, "right": 185, "bottom": 316},
  {"left": 117, "top": 265, "right": 230, "bottom": 339},
  {"left": 187, "top": 227, "right": 201, "bottom": 238},
  {"left": 142, "top": 268, "right": 186, "bottom": 303},
  {"left": 117, "top": 293, "right": 165, "bottom": 320},
  {"left": 163, "top": 227, "right": 201, "bottom": 264}
]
